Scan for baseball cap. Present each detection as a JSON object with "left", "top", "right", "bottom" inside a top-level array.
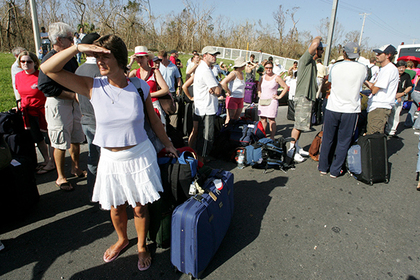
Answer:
[
  {"left": 343, "top": 42, "right": 360, "bottom": 59},
  {"left": 373, "top": 44, "right": 397, "bottom": 55},
  {"left": 201, "top": 46, "right": 220, "bottom": 55},
  {"left": 396, "top": 60, "right": 407, "bottom": 67},
  {"left": 80, "top": 32, "right": 100, "bottom": 44},
  {"left": 170, "top": 50, "right": 178, "bottom": 54}
]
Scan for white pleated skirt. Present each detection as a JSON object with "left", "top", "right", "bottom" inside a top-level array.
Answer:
[{"left": 92, "top": 139, "right": 163, "bottom": 210}]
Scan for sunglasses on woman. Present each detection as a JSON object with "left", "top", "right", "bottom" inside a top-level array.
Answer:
[{"left": 20, "top": 60, "right": 34, "bottom": 64}]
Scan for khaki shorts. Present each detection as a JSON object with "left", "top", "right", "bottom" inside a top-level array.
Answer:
[
  {"left": 294, "top": 96, "right": 313, "bottom": 132},
  {"left": 45, "top": 97, "right": 85, "bottom": 150},
  {"left": 367, "top": 108, "right": 391, "bottom": 135}
]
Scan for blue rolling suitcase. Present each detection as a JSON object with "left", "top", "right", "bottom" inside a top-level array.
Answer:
[{"left": 171, "top": 169, "right": 234, "bottom": 279}]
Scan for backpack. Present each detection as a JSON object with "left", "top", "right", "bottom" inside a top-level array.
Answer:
[
  {"left": 308, "top": 131, "right": 323, "bottom": 161},
  {"left": 243, "top": 137, "right": 295, "bottom": 172}
]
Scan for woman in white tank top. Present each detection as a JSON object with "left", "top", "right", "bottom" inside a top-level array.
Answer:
[
  {"left": 40, "top": 35, "right": 177, "bottom": 272},
  {"left": 221, "top": 57, "right": 247, "bottom": 124}
]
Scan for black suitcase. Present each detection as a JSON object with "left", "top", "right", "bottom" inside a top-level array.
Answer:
[
  {"left": 347, "top": 133, "right": 389, "bottom": 185},
  {"left": 0, "top": 155, "right": 39, "bottom": 223}
]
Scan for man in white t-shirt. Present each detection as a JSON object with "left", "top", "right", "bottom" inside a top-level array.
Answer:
[
  {"left": 318, "top": 42, "right": 367, "bottom": 178},
  {"left": 193, "top": 46, "right": 222, "bottom": 162},
  {"left": 273, "top": 59, "right": 286, "bottom": 76},
  {"left": 364, "top": 44, "right": 399, "bottom": 134},
  {"left": 367, "top": 57, "right": 380, "bottom": 83}
]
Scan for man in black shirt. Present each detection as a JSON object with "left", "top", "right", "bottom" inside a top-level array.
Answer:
[
  {"left": 38, "top": 22, "right": 85, "bottom": 191},
  {"left": 386, "top": 60, "right": 413, "bottom": 137}
]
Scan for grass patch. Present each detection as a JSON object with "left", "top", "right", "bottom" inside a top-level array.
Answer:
[{"left": 0, "top": 52, "right": 18, "bottom": 112}]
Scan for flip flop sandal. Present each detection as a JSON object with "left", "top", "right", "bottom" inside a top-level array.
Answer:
[
  {"left": 137, "top": 252, "right": 152, "bottom": 271},
  {"left": 35, "top": 163, "right": 47, "bottom": 171},
  {"left": 36, "top": 166, "right": 56, "bottom": 175},
  {"left": 72, "top": 170, "right": 87, "bottom": 178},
  {"left": 103, "top": 242, "right": 129, "bottom": 263},
  {"left": 55, "top": 182, "right": 74, "bottom": 191}
]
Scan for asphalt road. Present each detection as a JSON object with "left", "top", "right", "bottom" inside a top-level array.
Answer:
[{"left": 1, "top": 106, "right": 420, "bottom": 280}]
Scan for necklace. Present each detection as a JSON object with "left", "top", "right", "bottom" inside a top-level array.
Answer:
[{"left": 105, "top": 86, "right": 124, "bottom": 104}]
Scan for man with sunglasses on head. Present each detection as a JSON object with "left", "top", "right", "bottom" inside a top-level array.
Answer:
[
  {"left": 288, "top": 36, "right": 324, "bottom": 163},
  {"left": 364, "top": 44, "right": 399, "bottom": 135},
  {"left": 38, "top": 22, "right": 85, "bottom": 192}
]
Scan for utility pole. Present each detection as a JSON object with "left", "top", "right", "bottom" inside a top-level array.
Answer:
[
  {"left": 358, "top": 13, "right": 370, "bottom": 47},
  {"left": 29, "top": 0, "right": 41, "bottom": 53},
  {"left": 323, "top": 0, "right": 339, "bottom": 67}
]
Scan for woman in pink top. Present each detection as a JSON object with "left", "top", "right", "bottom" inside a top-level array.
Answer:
[
  {"left": 257, "top": 61, "right": 289, "bottom": 140},
  {"left": 41, "top": 35, "right": 177, "bottom": 272}
]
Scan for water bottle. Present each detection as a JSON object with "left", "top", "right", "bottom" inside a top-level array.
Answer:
[{"left": 237, "top": 150, "right": 245, "bottom": 169}]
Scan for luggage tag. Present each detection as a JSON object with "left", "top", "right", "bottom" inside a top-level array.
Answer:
[
  {"left": 189, "top": 182, "right": 197, "bottom": 195},
  {"left": 213, "top": 179, "right": 223, "bottom": 195}
]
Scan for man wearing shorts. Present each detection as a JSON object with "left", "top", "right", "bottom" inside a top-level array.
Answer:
[
  {"left": 193, "top": 46, "right": 222, "bottom": 163},
  {"left": 38, "top": 22, "right": 85, "bottom": 191},
  {"left": 289, "top": 36, "right": 324, "bottom": 162}
]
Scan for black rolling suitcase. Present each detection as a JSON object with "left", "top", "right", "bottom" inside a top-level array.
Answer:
[{"left": 347, "top": 133, "right": 389, "bottom": 185}]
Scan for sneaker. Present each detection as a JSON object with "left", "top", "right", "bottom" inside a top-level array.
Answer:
[
  {"left": 294, "top": 153, "right": 306, "bottom": 163},
  {"left": 287, "top": 148, "right": 295, "bottom": 159},
  {"left": 319, "top": 171, "right": 327, "bottom": 175},
  {"left": 330, "top": 170, "right": 344, "bottom": 178},
  {"left": 0, "top": 241, "right": 4, "bottom": 251},
  {"left": 296, "top": 145, "right": 309, "bottom": 157}
]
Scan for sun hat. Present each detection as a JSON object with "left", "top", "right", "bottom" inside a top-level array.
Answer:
[
  {"left": 233, "top": 57, "right": 247, "bottom": 68},
  {"left": 201, "top": 46, "right": 220, "bottom": 55},
  {"left": 134, "top": 46, "right": 149, "bottom": 56}
]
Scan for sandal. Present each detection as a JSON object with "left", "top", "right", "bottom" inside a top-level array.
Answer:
[
  {"left": 55, "top": 181, "right": 74, "bottom": 191},
  {"left": 35, "top": 163, "right": 47, "bottom": 171},
  {"left": 103, "top": 242, "right": 129, "bottom": 263},
  {"left": 72, "top": 170, "right": 87, "bottom": 178},
  {"left": 137, "top": 250, "right": 152, "bottom": 271},
  {"left": 36, "top": 165, "right": 56, "bottom": 175},
  {"left": 417, "top": 181, "right": 420, "bottom": 191}
]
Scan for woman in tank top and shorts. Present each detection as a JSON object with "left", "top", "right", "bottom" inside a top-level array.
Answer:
[
  {"left": 257, "top": 61, "right": 289, "bottom": 140},
  {"left": 40, "top": 35, "right": 177, "bottom": 272},
  {"left": 221, "top": 57, "right": 247, "bottom": 124}
]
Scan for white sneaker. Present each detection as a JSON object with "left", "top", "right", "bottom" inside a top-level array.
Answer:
[
  {"left": 294, "top": 153, "right": 307, "bottom": 163},
  {"left": 296, "top": 146, "right": 309, "bottom": 157},
  {"left": 0, "top": 241, "right": 4, "bottom": 251}
]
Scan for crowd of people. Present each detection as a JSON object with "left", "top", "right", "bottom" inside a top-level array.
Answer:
[{"left": 6, "top": 20, "right": 420, "bottom": 266}]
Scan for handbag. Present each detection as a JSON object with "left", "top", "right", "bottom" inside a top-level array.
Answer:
[
  {"left": 159, "top": 94, "right": 176, "bottom": 115},
  {"left": 259, "top": 98, "right": 272, "bottom": 106},
  {"left": 130, "top": 77, "right": 165, "bottom": 153}
]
